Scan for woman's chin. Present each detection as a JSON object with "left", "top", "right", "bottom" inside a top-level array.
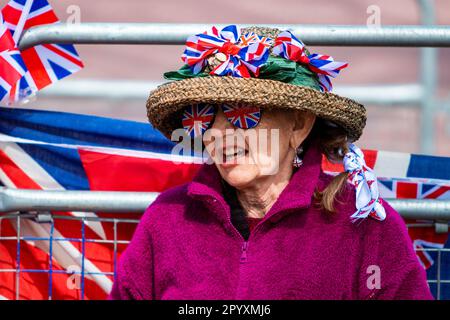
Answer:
[{"left": 217, "top": 163, "right": 259, "bottom": 188}]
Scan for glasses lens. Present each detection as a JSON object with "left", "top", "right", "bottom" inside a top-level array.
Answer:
[
  {"left": 182, "top": 103, "right": 215, "bottom": 138},
  {"left": 222, "top": 103, "right": 261, "bottom": 129}
]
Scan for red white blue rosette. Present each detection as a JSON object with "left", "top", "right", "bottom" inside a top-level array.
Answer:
[
  {"left": 180, "top": 25, "right": 347, "bottom": 91},
  {"left": 181, "top": 25, "right": 270, "bottom": 78},
  {"left": 272, "top": 30, "right": 348, "bottom": 92}
]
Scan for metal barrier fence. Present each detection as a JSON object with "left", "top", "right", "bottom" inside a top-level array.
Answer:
[
  {"left": 1, "top": 188, "right": 450, "bottom": 219},
  {"left": 407, "top": 221, "right": 450, "bottom": 300},
  {"left": 0, "top": 211, "right": 448, "bottom": 300},
  {"left": 0, "top": 212, "right": 139, "bottom": 300}
]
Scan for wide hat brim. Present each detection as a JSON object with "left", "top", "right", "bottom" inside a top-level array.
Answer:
[{"left": 146, "top": 76, "right": 366, "bottom": 142}]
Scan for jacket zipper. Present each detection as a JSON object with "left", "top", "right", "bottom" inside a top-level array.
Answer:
[
  {"left": 240, "top": 241, "right": 248, "bottom": 263},
  {"left": 209, "top": 196, "right": 252, "bottom": 264},
  {"left": 208, "top": 195, "right": 289, "bottom": 264},
  {"left": 365, "top": 290, "right": 377, "bottom": 300}
]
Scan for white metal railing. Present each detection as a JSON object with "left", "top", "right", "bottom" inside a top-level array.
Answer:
[
  {"left": 1, "top": 187, "right": 449, "bottom": 221},
  {"left": 18, "top": 23, "right": 450, "bottom": 50},
  {"left": 39, "top": 80, "right": 424, "bottom": 106}
]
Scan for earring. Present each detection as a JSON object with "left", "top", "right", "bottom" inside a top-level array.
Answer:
[{"left": 293, "top": 145, "right": 304, "bottom": 168}]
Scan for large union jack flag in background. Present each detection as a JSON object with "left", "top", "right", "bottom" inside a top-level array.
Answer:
[
  {"left": 0, "top": 106, "right": 199, "bottom": 300},
  {"left": 1, "top": 0, "right": 83, "bottom": 104},
  {"left": 0, "top": 106, "right": 449, "bottom": 300}
]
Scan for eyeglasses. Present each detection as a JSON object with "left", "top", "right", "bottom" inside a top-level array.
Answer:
[{"left": 181, "top": 103, "right": 261, "bottom": 138}]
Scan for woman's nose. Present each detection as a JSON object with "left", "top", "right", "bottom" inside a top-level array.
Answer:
[{"left": 211, "top": 107, "right": 233, "bottom": 131}]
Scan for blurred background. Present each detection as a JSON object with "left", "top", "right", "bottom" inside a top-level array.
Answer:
[{"left": 3, "top": 0, "right": 450, "bottom": 155}]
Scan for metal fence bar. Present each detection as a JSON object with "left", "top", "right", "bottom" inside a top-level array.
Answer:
[
  {"left": 113, "top": 219, "right": 118, "bottom": 283},
  {"left": 48, "top": 219, "right": 54, "bottom": 300},
  {"left": 39, "top": 79, "right": 425, "bottom": 105},
  {"left": 419, "top": 0, "right": 438, "bottom": 154},
  {"left": 15, "top": 215, "right": 20, "bottom": 300},
  {"left": 0, "top": 187, "right": 158, "bottom": 213},
  {"left": 18, "top": 23, "right": 450, "bottom": 50},
  {"left": 389, "top": 199, "right": 450, "bottom": 220},
  {"left": 437, "top": 248, "right": 442, "bottom": 300},
  {"left": 1, "top": 187, "right": 449, "bottom": 219},
  {"left": 80, "top": 218, "right": 86, "bottom": 300},
  {"left": 0, "top": 269, "right": 115, "bottom": 276}
]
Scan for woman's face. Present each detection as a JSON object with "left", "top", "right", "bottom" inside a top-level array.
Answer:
[{"left": 203, "top": 106, "right": 316, "bottom": 189}]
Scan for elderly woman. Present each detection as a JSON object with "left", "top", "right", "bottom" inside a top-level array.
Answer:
[{"left": 109, "top": 26, "right": 433, "bottom": 300}]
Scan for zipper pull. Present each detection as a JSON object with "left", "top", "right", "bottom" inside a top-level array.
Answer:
[{"left": 240, "top": 241, "right": 248, "bottom": 263}]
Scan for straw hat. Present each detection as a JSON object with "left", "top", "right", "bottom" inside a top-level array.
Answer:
[{"left": 146, "top": 25, "right": 366, "bottom": 141}]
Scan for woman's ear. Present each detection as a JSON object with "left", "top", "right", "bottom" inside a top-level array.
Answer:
[{"left": 289, "top": 111, "right": 316, "bottom": 149}]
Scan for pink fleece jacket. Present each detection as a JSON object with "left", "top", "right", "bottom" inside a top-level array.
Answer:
[{"left": 109, "top": 141, "right": 433, "bottom": 300}]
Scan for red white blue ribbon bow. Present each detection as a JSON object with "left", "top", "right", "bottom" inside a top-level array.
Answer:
[
  {"left": 182, "top": 25, "right": 270, "bottom": 78},
  {"left": 344, "top": 144, "right": 386, "bottom": 223},
  {"left": 272, "top": 30, "right": 348, "bottom": 92}
]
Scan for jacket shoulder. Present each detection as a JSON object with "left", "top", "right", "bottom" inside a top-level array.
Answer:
[{"left": 139, "top": 182, "right": 192, "bottom": 226}]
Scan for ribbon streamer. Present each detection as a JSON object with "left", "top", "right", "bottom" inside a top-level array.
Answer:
[
  {"left": 272, "top": 30, "right": 348, "bottom": 92},
  {"left": 182, "top": 25, "right": 270, "bottom": 78},
  {"left": 344, "top": 144, "right": 387, "bottom": 223}
]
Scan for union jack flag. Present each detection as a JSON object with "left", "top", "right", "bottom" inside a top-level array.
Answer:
[
  {"left": 378, "top": 178, "right": 450, "bottom": 270},
  {"left": 221, "top": 103, "right": 261, "bottom": 129},
  {"left": 182, "top": 104, "right": 215, "bottom": 138},
  {"left": 1, "top": 0, "right": 84, "bottom": 104},
  {"left": 0, "top": 106, "right": 200, "bottom": 300},
  {"left": 0, "top": 12, "right": 27, "bottom": 103}
]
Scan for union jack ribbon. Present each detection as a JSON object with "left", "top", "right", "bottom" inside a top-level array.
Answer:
[
  {"left": 182, "top": 25, "right": 269, "bottom": 78},
  {"left": 221, "top": 104, "right": 261, "bottom": 129},
  {"left": 238, "top": 32, "right": 273, "bottom": 48},
  {"left": 344, "top": 143, "right": 387, "bottom": 222},
  {"left": 238, "top": 32, "right": 258, "bottom": 47},
  {"left": 272, "top": 30, "right": 348, "bottom": 92},
  {"left": 182, "top": 104, "right": 215, "bottom": 138},
  {"left": 257, "top": 36, "right": 274, "bottom": 48}
]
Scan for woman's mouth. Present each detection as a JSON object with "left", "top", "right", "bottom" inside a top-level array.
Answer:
[{"left": 222, "top": 146, "right": 248, "bottom": 164}]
